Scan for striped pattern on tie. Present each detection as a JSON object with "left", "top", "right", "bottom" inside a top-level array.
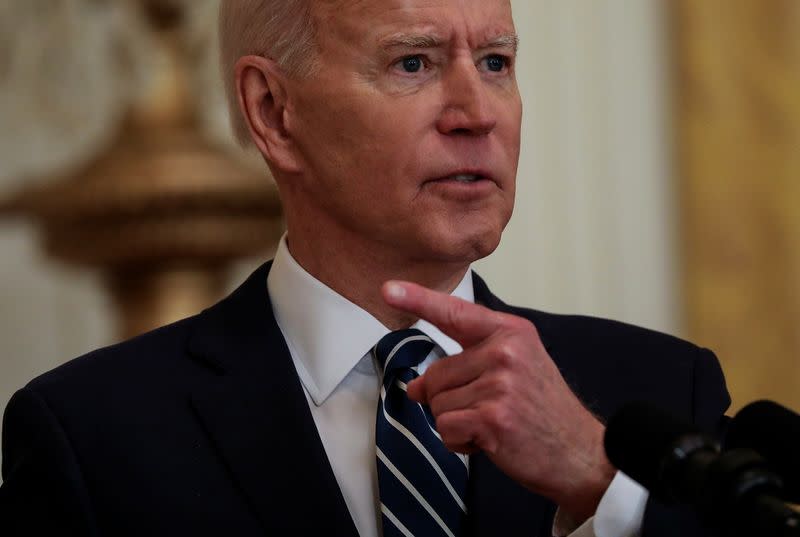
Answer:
[{"left": 374, "top": 329, "right": 468, "bottom": 537}]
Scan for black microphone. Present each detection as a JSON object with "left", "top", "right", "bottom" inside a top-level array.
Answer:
[
  {"left": 605, "top": 402, "right": 800, "bottom": 537},
  {"left": 604, "top": 402, "right": 719, "bottom": 503},
  {"left": 726, "top": 400, "right": 800, "bottom": 503}
]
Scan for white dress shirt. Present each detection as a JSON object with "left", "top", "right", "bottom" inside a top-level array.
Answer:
[{"left": 266, "top": 235, "right": 648, "bottom": 537}]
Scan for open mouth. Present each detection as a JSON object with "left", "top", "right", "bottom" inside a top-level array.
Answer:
[
  {"left": 430, "top": 173, "right": 491, "bottom": 184},
  {"left": 448, "top": 174, "right": 484, "bottom": 183}
]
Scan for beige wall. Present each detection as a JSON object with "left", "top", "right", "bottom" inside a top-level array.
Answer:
[
  {"left": 479, "top": 0, "right": 678, "bottom": 335},
  {"left": 0, "top": 222, "right": 112, "bottom": 418}
]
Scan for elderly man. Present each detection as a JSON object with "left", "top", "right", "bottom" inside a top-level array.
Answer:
[{"left": 0, "top": 1, "right": 728, "bottom": 536}]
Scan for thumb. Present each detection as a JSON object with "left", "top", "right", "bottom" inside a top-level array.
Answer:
[{"left": 406, "top": 376, "right": 427, "bottom": 403}]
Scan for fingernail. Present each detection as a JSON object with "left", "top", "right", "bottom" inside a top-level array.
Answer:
[{"left": 385, "top": 282, "right": 406, "bottom": 300}]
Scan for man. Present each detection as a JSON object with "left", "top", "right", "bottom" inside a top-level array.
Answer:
[{"left": 0, "top": 1, "right": 729, "bottom": 536}]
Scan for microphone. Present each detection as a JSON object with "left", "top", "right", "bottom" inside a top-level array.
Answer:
[
  {"left": 726, "top": 400, "right": 800, "bottom": 503},
  {"left": 605, "top": 402, "right": 800, "bottom": 537},
  {"left": 604, "top": 402, "right": 718, "bottom": 503}
]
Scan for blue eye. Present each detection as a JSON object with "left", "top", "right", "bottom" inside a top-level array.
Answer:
[
  {"left": 401, "top": 56, "right": 423, "bottom": 73},
  {"left": 485, "top": 55, "right": 507, "bottom": 72}
]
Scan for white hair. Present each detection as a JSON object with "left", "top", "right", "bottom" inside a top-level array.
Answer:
[{"left": 218, "top": 0, "right": 319, "bottom": 145}]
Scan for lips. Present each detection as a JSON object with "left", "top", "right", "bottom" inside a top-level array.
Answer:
[
  {"left": 420, "top": 169, "right": 499, "bottom": 203},
  {"left": 447, "top": 174, "right": 482, "bottom": 183},
  {"left": 426, "top": 170, "right": 496, "bottom": 185}
]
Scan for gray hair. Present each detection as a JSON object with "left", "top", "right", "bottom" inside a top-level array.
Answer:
[{"left": 218, "top": 0, "right": 319, "bottom": 145}]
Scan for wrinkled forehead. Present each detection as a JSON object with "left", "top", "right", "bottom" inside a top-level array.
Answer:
[{"left": 311, "top": 0, "right": 515, "bottom": 49}]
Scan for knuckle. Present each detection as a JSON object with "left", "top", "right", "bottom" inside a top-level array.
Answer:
[
  {"left": 504, "top": 314, "right": 540, "bottom": 338},
  {"left": 436, "top": 411, "right": 455, "bottom": 433},
  {"left": 446, "top": 299, "right": 466, "bottom": 329},
  {"left": 429, "top": 392, "right": 445, "bottom": 417},
  {"left": 489, "top": 371, "right": 514, "bottom": 396},
  {"left": 437, "top": 412, "right": 467, "bottom": 443},
  {"left": 492, "top": 341, "right": 517, "bottom": 367},
  {"left": 504, "top": 313, "right": 529, "bottom": 329},
  {"left": 482, "top": 403, "right": 513, "bottom": 435}
]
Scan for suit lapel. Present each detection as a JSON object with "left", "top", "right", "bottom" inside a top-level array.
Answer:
[
  {"left": 471, "top": 271, "right": 559, "bottom": 356},
  {"left": 183, "top": 265, "right": 559, "bottom": 537},
  {"left": 187, "top": 262, "right": 359, "bottom": 537},
  {"left": 467, "top": 272, "right": 558, "bottom": 537},
  {"left": 466, "top": 454, "right": 555, "bottom": 537}
]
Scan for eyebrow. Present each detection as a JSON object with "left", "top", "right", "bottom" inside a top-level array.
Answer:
[
  {"left": 486, "top": 34, "right": 519, "bottom": 53},
  {"left": 379, "top": 33, "right": 519, "bottom": 53},
  {"left": 380, "top": 34, "right": 444, "bottom": 50}
]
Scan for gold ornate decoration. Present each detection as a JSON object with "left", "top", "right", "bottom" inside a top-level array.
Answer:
[
  {"left": 671, "top": 0, "right": 800, "bottom": 411},
  {"left": 0, "top": 0, "right": 282, "bottom": 339}
]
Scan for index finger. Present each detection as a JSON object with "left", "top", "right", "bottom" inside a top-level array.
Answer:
[{"left": 382, "top": 280, "right": 505, "bottom": 346}]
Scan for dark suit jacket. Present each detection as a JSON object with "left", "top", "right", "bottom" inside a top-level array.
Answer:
[{"left": 0, "top": 262, "right": 729, "bottom": 536}]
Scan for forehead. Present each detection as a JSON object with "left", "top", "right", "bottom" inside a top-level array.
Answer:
[{"left": 314, "top": 0, "right": 515, "bottom": 47}]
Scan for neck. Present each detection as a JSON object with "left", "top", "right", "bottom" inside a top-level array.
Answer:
[{"left": 284, "top": 220, "right": 469, "bottom": 331}]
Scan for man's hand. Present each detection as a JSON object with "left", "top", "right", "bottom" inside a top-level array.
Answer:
[{"left": 382, "top": 280, "right": 617, "bottom": 522}]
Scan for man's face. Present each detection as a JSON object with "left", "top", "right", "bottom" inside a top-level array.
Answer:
[{"left": 284, "top": 0, "right": 521, "bottom": 265}]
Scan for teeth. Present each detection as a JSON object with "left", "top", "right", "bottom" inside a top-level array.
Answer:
[{"left": 452, "top": 174, "right": 480, "bottom": 183}]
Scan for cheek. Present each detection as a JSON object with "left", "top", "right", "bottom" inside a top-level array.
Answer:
[
  {"left": 502, "top": 99, "right": 523, "bottom": 146},
  {"left": 302, "top": 97, "right": 391, "bottom": 162},
  {"left": 337, "top": 107, "right": 432, "bottom": 186},
  {"left": 498, "top": 112, "right": 522, "bottom": 177}
]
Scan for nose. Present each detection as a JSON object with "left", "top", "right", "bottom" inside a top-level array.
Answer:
[{"left": 436, "top": 58, "right": 497, "bottom": 137}]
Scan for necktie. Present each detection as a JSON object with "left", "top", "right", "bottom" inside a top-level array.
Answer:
[{"left": 374, "top": 329, "right": 468, "bottom": 537}]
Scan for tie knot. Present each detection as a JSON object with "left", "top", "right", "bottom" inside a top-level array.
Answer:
[{"left": 373, "top": 328, "right": 436, "bottom": 377}]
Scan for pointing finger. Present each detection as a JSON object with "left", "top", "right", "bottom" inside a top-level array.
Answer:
[{"left": 382, "top": 280, "right": 505, "bottom": 346}]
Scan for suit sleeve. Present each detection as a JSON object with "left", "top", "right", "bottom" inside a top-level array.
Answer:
[
  {"left": 0, "top": 387, "right": 98, "bottom": 536},
  {"left": 640, "top": 347, "right": 731, "bottom": 537}
]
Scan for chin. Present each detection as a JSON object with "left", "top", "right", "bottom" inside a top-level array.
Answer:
[
  {"left": 422, "top": 226, "right": 504, "bottom": 265},
  {"left": 463, "top": 231, "right": 503, "bottom": 262},
  {"left": 451, "top": 210, "right": 509, "bottom": 261}
]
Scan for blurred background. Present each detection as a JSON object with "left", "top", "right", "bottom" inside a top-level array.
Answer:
[{"left": 0, "top": 0, "right": 798, "bottom": 470}]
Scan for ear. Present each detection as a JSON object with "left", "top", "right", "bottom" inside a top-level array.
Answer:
[{"left": 235, "top": 55, "right": 302, "bottom": 173}]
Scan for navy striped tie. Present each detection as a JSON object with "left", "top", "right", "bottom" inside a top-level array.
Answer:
[{"left": 374, "top": 329, "right": 468, "bottom": 537}]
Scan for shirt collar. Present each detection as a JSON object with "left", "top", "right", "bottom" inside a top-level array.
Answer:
[{"left": 267, "top": 234, "right": 474, "bottom": 406}]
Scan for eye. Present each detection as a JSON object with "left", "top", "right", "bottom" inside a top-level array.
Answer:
[
  {"left": 399, "top": 55, "right": 424, "bottom": 73},
  {"left": 483, "top": 54, "right": 509, "bottom": 73}
]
